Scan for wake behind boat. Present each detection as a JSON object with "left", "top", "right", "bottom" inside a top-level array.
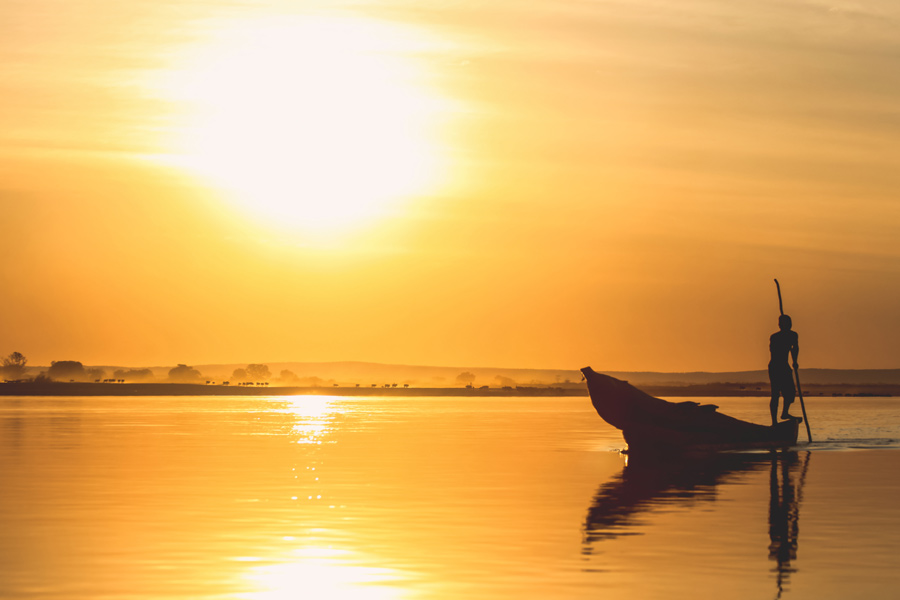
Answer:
[{"left": 581, "top": 367, "right": 800, "bottom": 454}]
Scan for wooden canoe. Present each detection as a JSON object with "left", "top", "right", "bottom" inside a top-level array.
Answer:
[{"left": 581, "top": 367, "right": 799, "bottom": 454}]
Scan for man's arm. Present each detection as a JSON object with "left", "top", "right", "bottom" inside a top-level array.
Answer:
[{"left": 791, "top": 332, "right": 799, "bottom": 368}]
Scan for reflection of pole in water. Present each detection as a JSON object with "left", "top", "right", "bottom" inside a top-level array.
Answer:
[{"left": 768, "top": 450, "right": 811, "bottom": 599}]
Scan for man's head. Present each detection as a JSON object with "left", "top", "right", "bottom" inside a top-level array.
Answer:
[{"left": 778, "top": 314, "right": 793, "bottom": 331}]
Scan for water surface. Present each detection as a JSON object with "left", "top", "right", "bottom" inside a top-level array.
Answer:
[{"left": 1, "top": 395, "right": 899, "bottom": 599}]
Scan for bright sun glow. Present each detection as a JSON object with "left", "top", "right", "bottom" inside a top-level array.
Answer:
[
  {"left": 157, "top": 16, "right": 450, "bottom": 236},
  {"left": 279, "top": 396, "right": 340, "bottom": 444},
  {"left": 242, "top": 547, "right": 415, "bottom": 600}
]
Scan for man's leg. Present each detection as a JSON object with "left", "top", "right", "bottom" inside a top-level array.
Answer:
[
  {"left": 780, "top": 378, "right": 796, "bottom": 420},
  {"left": 770, "top": 392, "right": 779, "bottom": 426}
]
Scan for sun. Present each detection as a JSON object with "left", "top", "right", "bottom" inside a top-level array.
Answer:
[{"left": 157, "top": 16, "right": 449, "bottom": 236}]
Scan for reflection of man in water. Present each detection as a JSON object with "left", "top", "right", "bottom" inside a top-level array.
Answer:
[
  {"left": 769, "top": 451, "right": 805, "bottom": 599},
  {"left": 769, "top": 315, "right": 799, "bottom": 426}
]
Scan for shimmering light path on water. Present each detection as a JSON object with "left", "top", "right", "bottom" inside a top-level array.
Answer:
[{"left": 1, "top": 395, "right": 899, "bottom": 599}]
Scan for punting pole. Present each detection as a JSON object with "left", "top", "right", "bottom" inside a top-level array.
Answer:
[
  {"left": 774, "top": 279, "right": 812, "bottom": 443},
  {"left": 775, "top": 279, "right": 784, "bottom": 316}
]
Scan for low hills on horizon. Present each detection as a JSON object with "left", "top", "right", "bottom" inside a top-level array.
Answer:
[{"left": 12, "top": 360, "right": 900, "bottom": 388}]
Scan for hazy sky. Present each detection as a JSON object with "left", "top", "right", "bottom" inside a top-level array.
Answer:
[{"left": 2, "top": 0, "right": 899, "bottom": 371}]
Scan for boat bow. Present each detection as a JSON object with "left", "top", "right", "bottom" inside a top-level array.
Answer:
[{"left": 581, "top": 367, "right": 799, "bottom": 453}]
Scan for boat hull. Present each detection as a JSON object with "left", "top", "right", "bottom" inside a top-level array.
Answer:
[{"left": 581, "top": 367, "right": 799, "bottom": 454}]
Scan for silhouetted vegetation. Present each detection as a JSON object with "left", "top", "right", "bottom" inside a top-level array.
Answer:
[
  {"left": 1, "top": 352, "right": 27, "bottom": 380},
  {"left": 230, "top": 363, "right": 273, "bottom": 383},
  {"left": 48, "top": 360, "right": 86, "bottom": 381},
  {"left": 113, "top": 368, "right": 155, "bottom": 382},
  {"left": 456, "top": 371, "right": 475, "bottom": 386},
  {"left": 168, "top": 364, "right": 203, "bottom": 383},
  {"left": 4, "top": 358, "right": 900, "bottom": 399},
  {"left": 278, "top": 369, "right": 301, "bottom": 384},
  {"left": 86, "top": 368, "right": 106, "bottom": 382},
  {"left": 494, "top": 375, "right": 516, "bottom": 387},
  {"left": 246, "top": 364, "right": 271, "bottom": 381}
]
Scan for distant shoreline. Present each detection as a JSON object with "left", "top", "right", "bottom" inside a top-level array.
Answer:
[
  {"left": 0, "top": 382, "right": 586, "bottom": 397},
  {"left": 0, "top": 381, "right": 896, "bottom": 397}
]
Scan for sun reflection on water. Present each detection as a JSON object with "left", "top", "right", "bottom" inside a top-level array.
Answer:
[
  {"left": 277, "top": 395, "right": 343, "bottom": 444},
  {"left": 238, "top": 398, "right": 416, "bottom": 599},
  {"left": 239, "top": 547, "right": 416, "bottom": 600}
]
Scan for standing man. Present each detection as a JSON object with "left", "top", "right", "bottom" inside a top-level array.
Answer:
[{"left": 769, "top": 314, "right": 799, "bottom": 425}]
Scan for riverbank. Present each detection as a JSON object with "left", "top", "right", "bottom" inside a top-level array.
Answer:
[
  {"left": 1, "top": 381, "right": 897, "bottom": 397},
  {"left": 0, "top": 381, "right": 586, "bottom": 397}
]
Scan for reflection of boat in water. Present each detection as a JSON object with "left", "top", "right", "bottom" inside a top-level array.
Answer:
[
  {"left": 582, "top": 367, "right": 799, "bottom": 455},
  {"left": 582, "top": 451, "right": 773, "bottom": 545},
  {"left": 583, "top": 450, "right": 810, "bottom": 598}
]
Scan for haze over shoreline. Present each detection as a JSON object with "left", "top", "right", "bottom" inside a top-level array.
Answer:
[{"left": 5, "top": 360, "right": 900, "bottom": 397}]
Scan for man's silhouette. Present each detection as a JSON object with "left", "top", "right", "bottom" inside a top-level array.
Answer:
[{"left": 769, "top": 315, "right": 799, "bottom": 426}]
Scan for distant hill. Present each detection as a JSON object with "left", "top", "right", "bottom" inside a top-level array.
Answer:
[
  {"left": 184, "top": 363, "right": 900, "bottom": 387},
  {"left": 19, "top": 361, "right": 900, "bottom": 387},
  {"left": 599, "top": 369, "right": 900, "bottom": 386}
]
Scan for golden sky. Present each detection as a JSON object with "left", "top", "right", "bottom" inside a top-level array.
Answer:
[{"left": 2, "top": 0, "right": 899, "bottom": 371}]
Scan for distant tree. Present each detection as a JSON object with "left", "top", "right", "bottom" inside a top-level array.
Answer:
[
  {"left": 86, "top": 368, "right": 106, "bottom": 382},
  {"left": 232, "top": 368, "right": 248, "bottom": 382},
  {"left": 48, "top": 360, "right": 86, "bottom": 381},
  {"left": 113, "top": 368, "right": 155, "bottom": 382},
  {"left": 456, "top": 371, "right": 476, "bottom": 386},
  {"left": 494, "top": 375, "right": 517, "bottom": 388},
  {"left": 298, "top": 376, "right": 324, "bottom": 387},
  {"left": 168, "top": 364, "right": 203, "bottom": 383},
  {"left": 279, "top": 370, "right": 300, "bottom": 384},
  {"left": 1, "top": 351, "right": 27, "bottom": 380},
  {"left": 246, "top": 364, "right": 271, "bottom": 381}
]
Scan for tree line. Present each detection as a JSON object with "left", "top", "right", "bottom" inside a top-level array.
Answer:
[
  {"left": 1, "top": 353, "right": 296, "bottom": 385},
  {"left": 0, "top": 352, "right": 160, "bottom": 383},
  {"left": 2, "top": 352, "right": 511, "bottom": 388}
]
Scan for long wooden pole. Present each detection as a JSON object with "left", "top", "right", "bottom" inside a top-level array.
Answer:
[
  {"left": 774, "top": 279, "right": 812, "bottom": 442},
  {"left": 794, "top": 368, "right": 812, "bottom": 442},
  {"left": 775, "top": 279, "right": 784, "bottom": 316}
]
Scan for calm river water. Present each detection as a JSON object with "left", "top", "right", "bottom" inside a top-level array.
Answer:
[{"left": 2, "top": 395, "right": 899, "bottom": 599}]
